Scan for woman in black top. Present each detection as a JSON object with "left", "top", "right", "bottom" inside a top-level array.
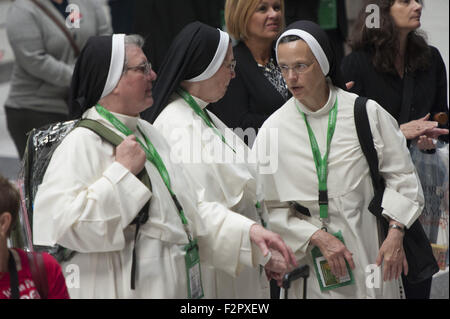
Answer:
[
  {"left": 341, "top": 0, "right": 449, "bottom": 299},
  {"left": 207, "top": 0, "right": 290, "bottom": 146},
  {"left": 341, "top": 0, "right": 448, "bottom": 149}
]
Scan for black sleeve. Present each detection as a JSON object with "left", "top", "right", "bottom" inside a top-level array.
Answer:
[
  {"left": 341, "top": 52, "right": 366, "bottom": 96},
  {"left": 430, "top": 47, "right": 449, "bottom": 142},
  {"left": 208, "top": 71, "right": 267, "bottom": 130},
  {"left": 431, "top": 47, "right": 449, "bottom": 117}
]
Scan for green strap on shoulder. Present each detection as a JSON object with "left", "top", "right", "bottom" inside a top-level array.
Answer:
[
  {"left": 78, "top": 119, "right": 123, "bottom": 146},
  {"left": 77, "top": 119, "right": 152, "bottom": 192}
]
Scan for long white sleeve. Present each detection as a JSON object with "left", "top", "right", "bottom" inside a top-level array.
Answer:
[{"left": 367, "top": 101, "right": 425, "bottom": 228}]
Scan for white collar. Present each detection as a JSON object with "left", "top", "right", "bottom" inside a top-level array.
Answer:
[
  {"left": 191, "top": 94, "right": 209, "bottom": 110},
  {"left": 83, "top": 107, "right": 140, "bottom": 132},
  {"left": 295, "top": 82, "right": 336, "bottom": 117}
]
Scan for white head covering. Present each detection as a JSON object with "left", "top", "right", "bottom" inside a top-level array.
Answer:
[
  {"left": 100, "top": 34, "right": 126, "bottom": 99},
  {"left": 275, "top": 29, "right": 330, "bottom": 76},
  {"left": 186, "top": 29, "right": 230, "bottom": 82}
]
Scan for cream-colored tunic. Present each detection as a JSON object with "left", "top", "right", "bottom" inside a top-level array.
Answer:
[
  {"left": 253, "top": 85, "right": 424, "bottom": 299},
  {"left": 33, "top": 107, "right": 260, "bottom": 299},
  {"left": 153, "top": 94, "right": 270, "bottom": 299}
]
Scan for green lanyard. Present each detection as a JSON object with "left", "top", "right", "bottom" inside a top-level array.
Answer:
[
  {"left": 176, "top": 87, "right": 236, "bottom": 153},
  {"left": 177, "top": 88, "right": 268, "bottom": 228},
  {"left": 95, "top": 104, "right": 192, "bottom": 239},
  {"left": 295, "top": 98, "right": 338, "bottom": 221}
]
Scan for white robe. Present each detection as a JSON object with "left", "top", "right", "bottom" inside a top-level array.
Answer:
[
  {"left": 153, "top": 94, "right": 270, "bottom": 299},
  {"left": 33, "top": 107, "right": 261, "bottom": 299},
  {"left": 253, "top": 84, "right": 424, "bottom": 299}
]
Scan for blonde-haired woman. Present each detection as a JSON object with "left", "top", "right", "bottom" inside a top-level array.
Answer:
[{"left": 207, "top": 0, "right": 290, "bottom": 146}]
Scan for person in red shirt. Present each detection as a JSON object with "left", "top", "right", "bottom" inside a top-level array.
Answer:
[{"left": 0, "top": 174, "right": 70, "bottom": 299}]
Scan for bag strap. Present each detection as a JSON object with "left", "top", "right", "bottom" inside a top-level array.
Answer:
[
  {"left": 29, "top": 0, "right": 80, "bottom": 57},
  {"left": 77, "top": 119, "right": 152, "bottom": 193},
  {"left": 27, "top": 252, "right": 48, "bottom": 299},
  {"left": 77, "top": 119, "right": 124, "bottom": 147},
  {"left": 354, "top": 97, "right": 386, "bottom": 217},
  {"left": 354, "top": 97, "right": 383, "bottom": 190}
]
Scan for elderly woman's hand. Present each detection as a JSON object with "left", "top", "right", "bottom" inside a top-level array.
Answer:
[
  {"left": 265, "top": 248, "right": 288, "bottom": 273},
  {"left": 310, "top": 229, "right": 355, "bottom": 278},
  {"left": 264, "top": 249, "right": 289, "bottom": 286},
  {"left": 249, "top": 224, "right": 298, "bottom": 271},
  {"left": 376, "top": 222, "right": 408, "bottom": 281},
  {"left": 116, "top": 135, "right": 147, "bottom": 175}
]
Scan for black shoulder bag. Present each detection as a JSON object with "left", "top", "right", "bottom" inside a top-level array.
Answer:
[{"left": 354, "top": 96, "right": 439, "bottom": 284}]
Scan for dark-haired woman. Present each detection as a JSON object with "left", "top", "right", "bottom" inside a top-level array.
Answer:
[
  {"left": 342, "top": 0, "right": 448, "bottom": 150},
  {"left": 341, "top": 0, "right": 449, "bottom": 299}
]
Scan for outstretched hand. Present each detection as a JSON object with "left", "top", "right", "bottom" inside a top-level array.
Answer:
[{"left": 400, "top": 114, "right": 448, "bottom": 140}]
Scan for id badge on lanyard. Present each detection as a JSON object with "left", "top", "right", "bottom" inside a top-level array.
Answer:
[
  {"left": 311, "top": 230, "right": 354, "bottom": 291},
  {"left": 184, "top": 239, "right": 204, "bottom": 299}
]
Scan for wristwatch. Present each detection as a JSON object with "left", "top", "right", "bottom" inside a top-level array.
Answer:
[{"left": 389, "top": 224, "right": 405, "bottom": 233}]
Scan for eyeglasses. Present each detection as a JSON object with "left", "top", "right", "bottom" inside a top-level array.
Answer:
[
  {"left": 124, "top": 61, "right": 152, "bottom": 75},
  {"left": 223, "top": 59, "right": 236, "bottom": 72},
  {"left": 279, "top": 62, "right": 313, "bottom": 75}
]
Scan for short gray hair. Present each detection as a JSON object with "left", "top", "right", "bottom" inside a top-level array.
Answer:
[{"left": 123, "top": 34, "right": 145, "bottom": 70}]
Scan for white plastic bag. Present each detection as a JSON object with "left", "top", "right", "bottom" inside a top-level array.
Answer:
[{"left": 410, "top": 140, "right": 449, "bottom": 269}]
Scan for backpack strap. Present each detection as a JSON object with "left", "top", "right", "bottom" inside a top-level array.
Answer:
[
  {"left": 27, "top": 252, "right": 48, "bottom": 299},
  {"left": 77, "top": 119, "right": 152, "bottom": 290},
  {"left": 77, "top": 119, "right": 152, "bottom": 192},
  {"left": 354, "top": 97, "right": 385, "bottom": 217},
  {"left": 77, "top": 119, "right": 124, "bottom": 146}
]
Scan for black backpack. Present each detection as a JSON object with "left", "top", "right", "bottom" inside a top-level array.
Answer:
[{"left": 354, "top": 97, "right": 439, "bottom": 284}]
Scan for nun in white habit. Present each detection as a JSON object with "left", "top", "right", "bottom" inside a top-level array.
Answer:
[
  {"left": 33, "top": 34, "right": 294, "bottom": 299},
  {"left": 146, "top": 22, "right": 297, "bottom": 298},
  {"left": 253, "top": 21, "right": 425, "bottom": 299}
]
